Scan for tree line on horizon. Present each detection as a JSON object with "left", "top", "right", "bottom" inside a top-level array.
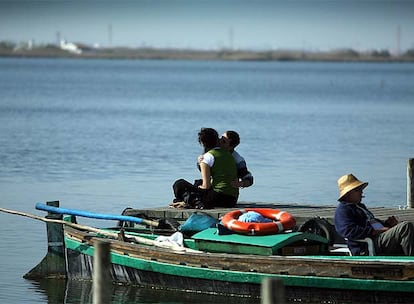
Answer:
[{"left": 1, "top": 40, "right": 414, "bottom": 62}]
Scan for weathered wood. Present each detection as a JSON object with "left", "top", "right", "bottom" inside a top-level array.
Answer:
[
  {"left": 408, "top": 158, "right": 414, "bottom": 209},
  {"left": 0, "top": 206, "right": 198, "bottom": 251},
  {"left": 125, "top": 202, "right": 414, "bottom": 228},
  {"left": 45, "top": 201, "right": 65, "bottom": 256},
  {"left": 23, "top": 200, "right": 66, "bottom": 279},
  {"left": 65, "top": 247, "right": 414, "bottom": 303},
  {"left": 93, "top": 241, "right": 111, "bottom": 304},
  {"left": 36, "top": 203, "right": 160, "bottom": 227},
  {"left": 65, "top": 226, "right": 414, "bottom": 281},
  {"left": 261, "top": 278, "right": 285, "bottom": 304}
]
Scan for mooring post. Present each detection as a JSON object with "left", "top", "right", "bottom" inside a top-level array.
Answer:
[
  {"left": 45, "top": 200, "right": 65, "bottom": 256},
  {"left": 93, "top": 240, "right": 111, "bottom": 304},
  {"left": 24, "top": 200, "right": 66, "bottom": 279},
  {"left": 408, "top": 158, "right": 414, "bottom": 209},
  {"left": 261, "top": 277, "right": 285, "bottom": 304}
]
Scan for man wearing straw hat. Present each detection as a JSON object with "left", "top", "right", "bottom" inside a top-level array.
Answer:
[{"left": 334, "top": 174, "right": 414, "bottom": 256}]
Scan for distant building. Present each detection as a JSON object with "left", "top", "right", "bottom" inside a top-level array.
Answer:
[{"left": 60, "top": 40, "right": 82, "bottom": 54}]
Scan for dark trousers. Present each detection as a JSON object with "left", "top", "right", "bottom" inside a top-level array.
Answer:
[
  {"left": 173, "top": 179, "right": 199, "bottom": 202},
  {"left": 173, "top": 178, "right": 237, "bottom": 209}
]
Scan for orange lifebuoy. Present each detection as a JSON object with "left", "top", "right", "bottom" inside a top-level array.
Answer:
[{"left": 221, "top": 208, "right": 296, "bottom": 235}]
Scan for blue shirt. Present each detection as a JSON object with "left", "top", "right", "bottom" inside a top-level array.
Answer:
[
  {"left": 334, "top": 201, "right": 374, "bottom": 255},
  {"left": 232, "top": 150, "right": 254, "bottom": 186}
]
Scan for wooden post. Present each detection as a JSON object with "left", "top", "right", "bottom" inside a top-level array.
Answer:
[
  {"left": 408, "top": 159, "right": 414, "bottom": 209},
  {"left": 261, "top": 277, "right": 285, "bottom": 304},
  {"left": 45, "top": 201, "right": 65, "bottom": 256},
  {"left": 24, "top": 200, "right": 66, "bottom": 279},
  {"left": 93, "top": 240, "right": 111, "bottom": 304}
]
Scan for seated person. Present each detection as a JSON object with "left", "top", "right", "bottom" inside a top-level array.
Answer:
[
  {"left": 172, "top": 128, "right": 238, "bottom": 209},
  {"left": 197, "top": 130, "right": 253, "bottom": 189},
  {"left": 219, "top": 130, "right": 253, "bottom": 188},
  {"left": 334, "top": 173, "right": 414, "bottom": 256}
]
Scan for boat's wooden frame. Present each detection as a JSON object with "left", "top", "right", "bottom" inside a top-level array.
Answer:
[
  {"left": 63, "top": 223, "right": 414, "bottom": 300},
  {"left": 3, "top": 201, "right": 414, "bottom": 303}
]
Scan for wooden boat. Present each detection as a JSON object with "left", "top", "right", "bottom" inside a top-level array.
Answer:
[{"left": 4, "top": 201, "right": 414, "bottom": 303}]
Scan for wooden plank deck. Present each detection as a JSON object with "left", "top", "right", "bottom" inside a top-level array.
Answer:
[{"left": 125, "top": 201, "right": 414, "bottom": 227}]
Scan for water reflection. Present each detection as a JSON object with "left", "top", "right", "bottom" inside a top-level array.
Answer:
[
  {"left": 27, "top": 277, "right": 414, "bottom": 304},
  {"left": 27, "top": 279, "right": 66, "bottom": 303},
  {"left": 27, "top": 278, "right": 262, "bottom": 304}
]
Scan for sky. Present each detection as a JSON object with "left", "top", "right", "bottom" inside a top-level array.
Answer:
[{"left": 1, "top": 0, "right": 414, "bottom": 53}]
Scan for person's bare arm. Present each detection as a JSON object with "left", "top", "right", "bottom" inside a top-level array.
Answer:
[{"left": 199, "top": 162, "right": 211, "bottom": 189}]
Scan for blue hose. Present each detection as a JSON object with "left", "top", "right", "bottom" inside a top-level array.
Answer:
[{"left": 35, "top": 203, "right": 148, "bottom": 224}]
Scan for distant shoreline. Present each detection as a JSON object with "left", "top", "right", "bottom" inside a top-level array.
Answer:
[{"left": 1, "top": 44, "right": 414, "bottom": 62}]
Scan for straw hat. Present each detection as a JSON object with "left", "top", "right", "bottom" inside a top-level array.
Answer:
[{"left": 337, "top": 174, "right": 368, "bottom": 201}]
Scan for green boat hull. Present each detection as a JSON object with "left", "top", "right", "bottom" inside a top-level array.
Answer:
[{"left": 64, "top": 232, "right": 414, "bottom": 298}]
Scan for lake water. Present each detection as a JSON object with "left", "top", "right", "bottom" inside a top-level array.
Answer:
[{"left": 0, "top": 57, "right": 413, "bottom": 303}]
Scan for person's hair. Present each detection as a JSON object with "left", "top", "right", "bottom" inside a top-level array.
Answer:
[
  {"left": 226, "top": 130, "right": 240, "bottom": 148},
  {"left": 198, "top": 128, "right": 219, "bottom": 152}
]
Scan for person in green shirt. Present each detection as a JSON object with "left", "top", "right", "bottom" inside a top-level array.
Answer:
[{"left": 171, "top": 128, "right": 238, "bottom": 209}]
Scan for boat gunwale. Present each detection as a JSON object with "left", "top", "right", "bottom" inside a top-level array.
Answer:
[
  {"left": 64, "top": 226, "right": 414, "bottom": 272},
  {"left": 64, "top": 231, "right": 414, "bottom": 294}
]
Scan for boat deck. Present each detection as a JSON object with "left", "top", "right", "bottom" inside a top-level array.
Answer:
[{"left": 125, "top": 201, "right": 414, "bottom": 227}]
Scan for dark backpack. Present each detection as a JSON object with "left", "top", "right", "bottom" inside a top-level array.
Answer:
[{"left": 298, "top": 217, "right": 345, "bottom": 245}]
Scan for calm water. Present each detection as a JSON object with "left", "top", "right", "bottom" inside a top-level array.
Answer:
[{"left": 0, "top": 58, "right": 413, "bottom": 303}]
